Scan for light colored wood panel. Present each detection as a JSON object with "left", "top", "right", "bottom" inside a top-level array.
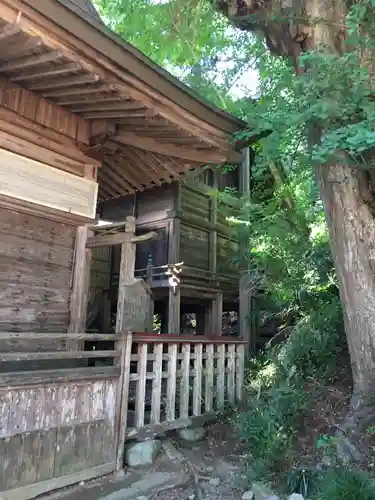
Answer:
[
  {"left": 227, "top": 344, "right": 236, "bottom": 405},
  {"left": 135, "top": 344, "right": 148, "bottom": 428},
  {"left": 166, "top": 343, "right": 177, "bottom": 421},
  {"left": 204, "top": 344, "right": 214, "bottom": 413},
  {"left": 193, "top": 343, "right": 203, "bottom": 416},
  {"left": 217, "top": 344, "right": 225, "bottom": 410},
  {"left": 179, "top": 343, "right": 190, "bottom": 419},
  {"left": 151, "top": 343, "right": 163, "bottom": 425},
  {"left": 0, "top": 148, "right": 98, "bottom": 219}
]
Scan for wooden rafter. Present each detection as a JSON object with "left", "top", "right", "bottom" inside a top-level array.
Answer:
[{"left": 113, "top": 132, "right": 230, "bottom": 163}]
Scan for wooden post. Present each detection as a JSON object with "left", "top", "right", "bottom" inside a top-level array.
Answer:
[
  {"left": 115, "top": 331, "right": 133, "bottom": 471},
  {"left": 206, "top": 293, "right": 223, "bottom": 335},
  {"left": 167, "top": 217, "right": 181, "bottom": 334},
  {"left": 239, "top": 147, "right": 253, "bottom": 352},
  {"left": 115, "top": 217, "right": 136, "bottom": 334},
  {"left": 146, "top": 262, "right": 154, "bottom": 332},
  {"left": 168, "top": 287, "right": 181, "bottom": 334},
  {"left": 209, "top": 173, "right": 218, "bottom": 279},
  {"left": 68, "top": 225, "right": 91, "bottom": 349},
  {"left": 239, "top": 272, "right": 253, "bottom": 350}
]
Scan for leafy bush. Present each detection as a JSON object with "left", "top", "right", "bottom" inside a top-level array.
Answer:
[
  {"left": 234, "top": 296, "right": 344, "bottom": 481},
  {"left": 275, "top": 296, "right": 344, "bottom": 383},
  {"left": 313, "top": 468, "right": 375, "bottom": 500}
]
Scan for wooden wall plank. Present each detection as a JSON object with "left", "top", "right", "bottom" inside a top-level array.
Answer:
[{"left": 0, "top": 209, "right": 74, "bottom": 334}]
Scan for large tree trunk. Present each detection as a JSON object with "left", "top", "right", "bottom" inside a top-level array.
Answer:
[
  {"left": 217, "top": 0, "right": 375, "bottom": 430},
  {"left": 316, "top": 162, "right": 375, "bottom": 399}
]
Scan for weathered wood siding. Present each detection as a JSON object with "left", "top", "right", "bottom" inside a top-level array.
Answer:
[
  {"left": 99, "top": 184, "right": 176, "bottom": 225},
  {"left": 0, "top": 209, "right": 75, "bottom": 333},
  {"left": 180, "top": 223, "right": 210, "bottom": 270},
  {"left": 88, "top": 247, "right": 111, "bottom": 306},
  {"left": 217, "top": 236, "right": 239, "bottom": 274},
  {"left": 0, "top": 374, "right": 118, "bottom": 498},
  {"left": 180, "top": 185, "right": 210, "bottom": 227}
]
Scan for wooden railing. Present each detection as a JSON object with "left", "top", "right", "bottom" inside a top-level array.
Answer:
[
  {"left": 0, "top": 332, "right": 246, "bottom": 499},
  {"left": 118, "top": 333, "right": 246, "bottom": 441},
  {"left": 0, "top": 332, "right": 123, "bottom": 500},
  {"left": 135, "top": 263, "right": 237, "bottom": 289}
]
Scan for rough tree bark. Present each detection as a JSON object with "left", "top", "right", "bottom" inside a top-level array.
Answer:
[{"left": 217, "top": 0, "right": 375, "bottom": 430}]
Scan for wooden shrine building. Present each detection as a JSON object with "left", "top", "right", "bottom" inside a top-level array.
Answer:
[
  {"left": 0, "top": 0, "right": 250, "bottom": 497},
  {"left": 0, "top": 0, "right": 252, "bottom": 342}
]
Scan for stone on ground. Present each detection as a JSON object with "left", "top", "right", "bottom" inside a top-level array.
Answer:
[
  {"left": 161, "top": 439, "right": 185, "bottom": 461},
  {"left": 125, "top": 439, "right": 161, "bottom": 467},
  {"left": 208, "top": 477, "right": 221, "bottom": 486},
  {"left": 287, "top": 495, "right": 304, "bottom": 500},
  {"left": 251, "top": 482, "right": 279, "bottom": 500},
  {"left": 177, "top": 426, "right": 207, "bottom": 442},
  {"left": 242, "top": 491, "right": 254, "bottom": 499}
]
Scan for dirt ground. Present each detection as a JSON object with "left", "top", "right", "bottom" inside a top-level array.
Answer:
[
  {"left": 151, "top": 421, "right": 249, "bottom": 500},
  {"left": 44, "top": 422, "right": 250, "bottom": 500}
]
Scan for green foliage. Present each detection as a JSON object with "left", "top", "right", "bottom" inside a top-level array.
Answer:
[
  {"left": 233, "top": 296, "right": 343, "bottom": 481},
  {"left": 313, "top": 468, "right": 375, "bottom": 500},
  {"left": 93, "top": 0, "right": 257, "bottom": 114}
]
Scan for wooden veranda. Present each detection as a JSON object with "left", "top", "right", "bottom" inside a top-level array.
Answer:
[{"left": 0, "top": 331, "right": 246, "bottom": 500}]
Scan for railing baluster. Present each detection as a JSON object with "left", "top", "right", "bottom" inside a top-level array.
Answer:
[
  {"left": 151, "top": 343, "right": 163, "bottom": 424},
  {"left": 204, "top": 343, "right": 214, "bottom": 413},
  {"left": 180, "top": 343, "right": 191, "bottom": 419},
  {"left": 166, "top": 343, "right": 177, "bottom": 421},
  {"left": 193, "top": 343, "right": 203, "bottom": 416},
  {"left": 217, "top": 344, "right": 225, "bottom": 410},
  {"left": 227, "top": 344, "right": 236, "bottom": 405},
  {"left": 236, "top": 344, "right": 245, "bottom": 402},
  {"left": 135, "top": 343, "right": 148, "bottom": 428}
]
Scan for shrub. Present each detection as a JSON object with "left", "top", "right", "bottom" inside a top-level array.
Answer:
[
  {"left": 314, "top": 468, "right": 375, "bottom": 500},
  {"left": 233, "top": 296, "right": 345, "bottom": 481}
]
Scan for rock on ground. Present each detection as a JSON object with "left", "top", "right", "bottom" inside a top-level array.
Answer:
[
  {"left": 177, "top": 427, "right": 207, "bottom": 442},
  {"left": 242, "top": 491, "right": 254, "bottom": 499},
  {"left": 125, "top": 439, "right": 161, "bottom": 467}
]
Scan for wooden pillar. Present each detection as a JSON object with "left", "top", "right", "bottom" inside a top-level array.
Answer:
[
  {"left": 115, "top": 217, "right": 136, "bottom": 333},
  {"left": 167, "top": 217, "right": 181, "bottom": 334},
  {"left": 68, "top": 225, "right": 91, "bottom": 347},
  {"left": 239, "top": 147, "right": 253, "bottom": 352},
  {"left": 205, "top": 293, "right": 223, "bottom": 335},
  {"left": 214, "top": 292, "right": 223, "bottom": 336},
  {"left": 168, "top": 288, "right": 181, "bottom": 334},
  {"left": 146, "top": 295, "right": 154, "bottom": 332}
]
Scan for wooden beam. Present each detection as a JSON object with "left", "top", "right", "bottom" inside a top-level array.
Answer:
[
  {"left": 42, "top": 84, "right": 115, "bottom": 98},
  {"left": 86, "top": 230, "right": 156, "bottom": 248},
  {"left": 11, "top": 62, "right": 81, "bottom": 81},
  {"left": 29, "top": 73, "right": 100, "bottom": 90},
  {"left": 73, "top": 101, "right": 144, "bottom": 113},
  {"left": 113, "top": 132, "right": 231, "bottom": 163},
  {"left": 0, "top": 49, "right": 63, "bottom": 72}
]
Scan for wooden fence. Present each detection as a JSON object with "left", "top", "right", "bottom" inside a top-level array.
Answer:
[
  {"left": 119, "top": 333, "right": 246, "bottom": 443},
  {"left": 0, "top": 332, "right": 246, "bottom": 500},
  {"left": 0, "top": 333, "right": 123, "bottom": 500}
]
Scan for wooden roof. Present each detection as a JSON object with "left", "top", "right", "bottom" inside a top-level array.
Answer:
[{"left": 0, "top": 0, "right": 247, "bottom": 200}]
